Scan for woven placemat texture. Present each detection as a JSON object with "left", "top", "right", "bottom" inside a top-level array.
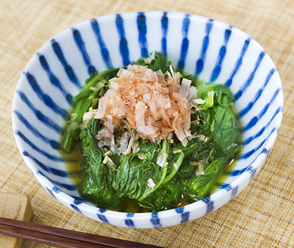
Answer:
[{"left": 1, "top": 0, "right": 293, "bottom": 247}]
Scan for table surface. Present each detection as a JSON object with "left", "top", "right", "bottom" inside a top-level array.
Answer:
[{"left": 1, "top": 0, "right": 293, "bottom": 247}]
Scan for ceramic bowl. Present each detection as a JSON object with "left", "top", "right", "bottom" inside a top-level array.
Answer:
[{"left": 12, "top": 11, "right": 283, "bottom": 228}]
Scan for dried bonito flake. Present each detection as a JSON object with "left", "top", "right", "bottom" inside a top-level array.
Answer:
[{"left": 93, "top": 64, "right": 204, "bottom": 147}]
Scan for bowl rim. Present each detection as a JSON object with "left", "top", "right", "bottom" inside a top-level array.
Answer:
[{"left": 12, "top": 10, "right": 284, "bottom": 227}]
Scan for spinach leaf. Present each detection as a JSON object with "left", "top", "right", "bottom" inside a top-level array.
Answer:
[
  {"left": 112, "top": 156, "right": 167, "bottom": 201},
  {"left": 113, "top": 139, "right": 169, "bottom": 201},
  {"left": 185, "top": 157, "right": 229, "bottom": 200},
  {"left": 214, "top": 85, "right": 234, "bottom": 108},
  {"left": 78, "top": 118, "right": 123, "bottom": 208},
  {"left": 136, "top": 139, "right": 158, "bottom": 161},
  {"left": 196, "top": 82, "right": 234, "bottom": 109},
  {"left": 139, "top": 177, "right": 183, "bottom": 211},
  {"left": 134, "top": 51, "right": 172, "bottom": 73},
  {"left": 213, "top": 105, "right": 242, "bottom": 156}
]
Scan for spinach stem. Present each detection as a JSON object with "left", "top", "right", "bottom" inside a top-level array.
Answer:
[
  {"left": 162, "top": 152, "right": 184, "bottom": 184},
  {"left": 73, "top": 67, "right": 119, "bottom": 103}
]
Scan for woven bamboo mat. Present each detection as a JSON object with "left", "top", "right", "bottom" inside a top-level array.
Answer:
[{"left": 1, "top": 0, "right": 294, "bottom": 247}]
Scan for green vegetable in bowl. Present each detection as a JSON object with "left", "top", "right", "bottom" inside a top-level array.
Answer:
[{"left": 60, "top": 51, "right": 242, "bottom": 212}]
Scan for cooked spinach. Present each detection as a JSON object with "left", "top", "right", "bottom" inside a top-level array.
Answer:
[
  {"left": 60, "top": 68, "right": 119, "bottom": 152},
  {"left": 60, "top": 52, "right": 242, "bottom": 212},
  {"left": 78, "top": 118, "right": 123, "bottom": 208},
  {"left": 134, "top": 51, "right": 172, "bottom": 73}
]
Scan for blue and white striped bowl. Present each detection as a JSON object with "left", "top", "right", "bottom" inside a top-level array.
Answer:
[{"left": 12, "top": 11, "right": 283, "bottom": 228}]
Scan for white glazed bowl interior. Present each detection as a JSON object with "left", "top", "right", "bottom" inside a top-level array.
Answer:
[{"left": 12, "top": 11, "right": 283, "bottom": 228}]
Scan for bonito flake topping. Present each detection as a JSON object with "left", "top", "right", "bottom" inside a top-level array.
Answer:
[{"left": 91, "top": 64, "right": 204, "bottom": 151}]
